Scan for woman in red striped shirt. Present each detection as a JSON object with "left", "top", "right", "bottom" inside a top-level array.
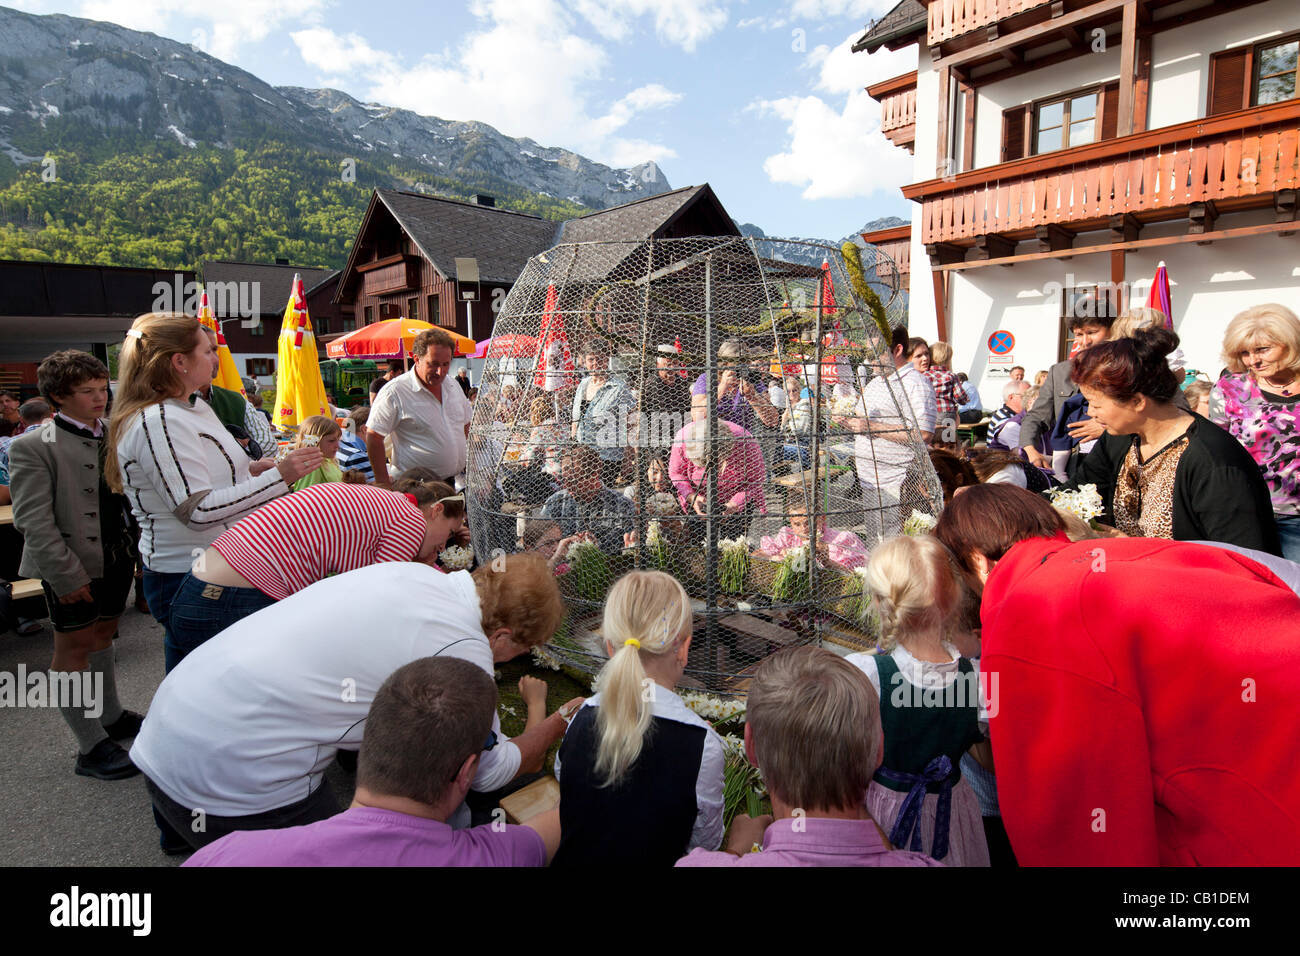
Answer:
[{"left": 164, "top": 479, "right": 465, "bottom": 668}]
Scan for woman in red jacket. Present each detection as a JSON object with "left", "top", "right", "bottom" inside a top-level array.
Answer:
[{"left": 935, "top": 483, "right": 1300, "bottom": 865}]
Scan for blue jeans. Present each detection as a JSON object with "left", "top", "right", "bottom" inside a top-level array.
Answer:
[
  {"left": 141, "top": 568, "right": 188, "bottom": 673},
  {"left": 168, "top": 573, "right": 277, "bottom": 670},
  {"left": 1277, "top": 513, "right": 1300, "bottom": 563}
]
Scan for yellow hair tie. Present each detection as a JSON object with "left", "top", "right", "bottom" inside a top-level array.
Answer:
[{"left": 624, "top": 639, "right": 641, "bottom": 650}]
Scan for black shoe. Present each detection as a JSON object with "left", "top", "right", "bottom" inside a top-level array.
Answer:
[
  {"left": 161, "top": 839, "right": 193, "bottom": 857},
  {"left": 102, "top": 710, "right": 145, "bottom": 741},
  {"left": 74, "top": 739, "right": 140, "bottom": 780}
]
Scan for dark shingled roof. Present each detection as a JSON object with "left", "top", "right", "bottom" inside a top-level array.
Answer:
[
  {"left": 556, "top": 185, "right": 737, "bottom": 244},
  {"left": 201, "top": 261, "right": 335, "bottom": 316},
  {"left": 852, "top": 0, "right": 926, "bottom": 54},
  {"left": 375, "top": 189, "right": 560, "bottom": 284}
]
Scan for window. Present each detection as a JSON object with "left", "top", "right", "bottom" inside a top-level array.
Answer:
[
  {"left": 316, "top": 317, "right": 330, "bottom": 335},
  {"left": 363, "top": 305, "right": 374, "bottom": 326},
  {"left": 342, "top": 315, "right": 356, "bottom": 333},
  {"left": 1036, "top": 92, "right": 1097, "bottom": 153},
  {"left": 407, "top": 296, "right": 419, "bottom": 322},
  {"left": 247, "top": 358, "right": 274, "bottom": 377},
  {"left": 1257, "top": 36, "right": 1298, "bottom": 104},
  {"left": 1003, "top": 83, "right": 1117, "bottom": 162},
  {"left": 252, "top": 320, "right": 265, "bottom": 337},
  {"left": 1209, "top": 33, "right": 1300, "bottom": 115},
  {"left": 427, "top": 293, "right": 440, "bottom": 326}
]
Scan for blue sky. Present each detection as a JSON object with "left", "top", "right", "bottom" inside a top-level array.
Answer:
[{"left": 14, "top": 0, "right": 920, "bottom": 238}]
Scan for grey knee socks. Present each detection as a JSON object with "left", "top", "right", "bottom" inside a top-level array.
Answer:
[{"left": 87, "top": 646, "right": 125, "bottom": 726}]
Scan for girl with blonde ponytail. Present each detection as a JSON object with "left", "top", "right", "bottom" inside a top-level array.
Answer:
[
  {"left": 551, "top": 570, "right": 724, "bottom": 867},
  {"left": 845, "top": 535, "right": 992, "bottom": 866}
]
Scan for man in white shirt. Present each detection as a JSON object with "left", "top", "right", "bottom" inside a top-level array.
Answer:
[
  {"left": 131, "top": 555, "right": 582, "bottom": 852},
  {"left": 834, "top": 326, "right": 937, "bottom": 543},
  {"left": 367, "top": 329, "right": 473, "bottom": 485}
]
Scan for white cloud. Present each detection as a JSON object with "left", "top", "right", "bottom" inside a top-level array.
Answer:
[
  {"left": 72, "top": 0, "right": 326, "bottom": 63},
  {"left": 292, "top": 0, "right": 683, "bottom": 169},
  {"left": 787, "top": 0, "right": 896, "bottom": 18},
  {"left": 814, "top": 32, "right": 916, "bottom": 94},
  {"left": 290, "top": 27, "right": 386, "bottom": 72},
  {"left": 752, "top": 86, "right": 914, "bottom": 201},
  {"left": 572, "top": 0, "right": 729, "bottom": 51}
]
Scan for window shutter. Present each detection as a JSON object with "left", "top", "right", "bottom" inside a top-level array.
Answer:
[
  {"left": 1002, "top": 105, "right": 1029, "bottom": 162},
  {"left": 1208, "top": 48, "right": 1251, "bottom": 115},
  {"left": 1100, "top": 82, "right": 1120, "bottom": 140}
]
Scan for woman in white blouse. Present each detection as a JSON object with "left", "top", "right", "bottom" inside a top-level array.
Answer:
[{"left": 105, "top": 312, "right": 321, "bottom": 671}]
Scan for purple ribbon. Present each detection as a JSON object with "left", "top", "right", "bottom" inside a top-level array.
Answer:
[{"left": 876, "top": 754, "right": 954, "bottom": 861}]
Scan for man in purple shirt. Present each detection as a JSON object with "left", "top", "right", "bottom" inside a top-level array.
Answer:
[
  {"left": 185, "top": 657, "right": 559, "bottom": 867},
  {"left": 677, "top": 647, "right": 942, "bottom": 867}
]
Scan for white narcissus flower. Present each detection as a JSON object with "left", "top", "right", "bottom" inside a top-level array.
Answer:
[
  {"left": 440, "top": 545, "right": 475, "bottom": 570},
  {"left": 902, "top": 510, "right": 938, "bottom": 536},
  {"left": 719, "top": 535, "right": 750, "bottom": 553}
]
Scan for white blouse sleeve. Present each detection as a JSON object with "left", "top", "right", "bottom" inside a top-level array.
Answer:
[
  {"left": 138, "top": 404, "right": 285, "bottom": 528},
  {"left": 690, "top": 726, "right": 726, "bottom": 851}
]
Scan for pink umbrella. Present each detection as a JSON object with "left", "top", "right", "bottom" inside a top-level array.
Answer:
[
  {"left": 534, "top": 285, "right": 576, "bottom": 392},
  {"left": 475, "top": 333, "right": 540, "bottom": 359},
  {"left": 1146, "top": 261, "right": 1173, "bottom": 329}
]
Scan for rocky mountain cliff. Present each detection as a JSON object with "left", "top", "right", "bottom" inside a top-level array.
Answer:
[
  {"left": 736, "top": 216, "right": 910, "bottom": 266},
  {"left": 0, "top": 4, "right": 671, "bottom": 209}
]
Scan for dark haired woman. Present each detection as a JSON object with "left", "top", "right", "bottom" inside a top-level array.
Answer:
[
  {"left": 1062, "top": 327, "right": 1280, "bottom": 554},
  {"left": 934, "top": 483, "right": 1300, "bottom": 865}
]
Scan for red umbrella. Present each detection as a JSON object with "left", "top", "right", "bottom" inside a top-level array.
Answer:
[
  {"left": 815, "top": 259, "right": 846, "bottom": 385},
  {"left": 816, "top": 258, "right": 838, "bottom": 318},
  {"left": 1146, "top": 261, "right": 1173, "bottom": 329},
  {"left": 533, "top": 285, "right": 576, "bottom": 392}
]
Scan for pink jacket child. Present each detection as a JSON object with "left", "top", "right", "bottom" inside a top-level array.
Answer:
[
  {"left": 758, "top": 516, "right": 871, "bottom": 570},
  {"left": 669, "top": 419, "right": 767, "bottom": 516}
]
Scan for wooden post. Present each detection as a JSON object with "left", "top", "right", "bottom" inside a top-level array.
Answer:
[
  {"left": 960, "top": 80, "right": 977, "bottom": 173},
  {"left": 1117, "top": 0, "right": 1139, "bottom": 137},
  {"left": 932, "top": 270, "right": 949, "bottom": 342},
  {"left": 936, "top": 65, "right": 952, "bottom": 178}
]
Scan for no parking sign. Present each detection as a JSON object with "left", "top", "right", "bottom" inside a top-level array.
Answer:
[{"left": 988, "top": 330, "right": 1015, "bottom": 355}]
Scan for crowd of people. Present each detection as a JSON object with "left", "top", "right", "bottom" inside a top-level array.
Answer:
[{"left": 2, "top": 298, "right": 1298, "bottom": 867}]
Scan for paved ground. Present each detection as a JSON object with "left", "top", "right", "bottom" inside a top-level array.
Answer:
[{"left": 0, "top": 601, "right": 355, "bottom": 867}]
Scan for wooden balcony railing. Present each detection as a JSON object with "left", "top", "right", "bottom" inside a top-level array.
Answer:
[
  {"left": 902, "top": 100, "right": 1300, "bottom": 247},
  {"left": 927, "top": 0, "right": 1055, "bottom": 45},
  {"left": 862, "top": 225, "right": 912, "bottom": 281},
  {"left": 868, "top": 71, "right": 918, "bottom": 153}
]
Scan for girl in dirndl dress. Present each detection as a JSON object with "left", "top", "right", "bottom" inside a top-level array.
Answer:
[{"left": 846, "top": 535, "right": 991, "bottom": 866}]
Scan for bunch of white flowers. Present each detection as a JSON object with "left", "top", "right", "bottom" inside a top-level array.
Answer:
[
  {"left": 720, "top": 733, "right": 747, "bottom": 758},
  {"left": 439, "top": 545, "right": 475, "bottom": 570},
  {"left": 679, "top": 690, "right": 747, "bottom": 724},
  {"left": 902, "top": 510, "right": 938, "bottom": 536},
  {"left": 719, "top": 535, "right": 750, "bottom": 553},
  {"left": 530, "top": 646, "right": 563, "bottom": 672},
  {"left": 780, "top": 543, "right": 810, "bottom": 573},
  {"left": 831, "top": 396, "right": 859, "bottom": 417},
  {"left": 646, "top": 519, "right": 665, "bottom": 546},
  {"left": 566, "top": 538, "right": 600, "bottom": 561},
  {"left": 1048, "top": 483, "right": 1105, "bottom": 523}
]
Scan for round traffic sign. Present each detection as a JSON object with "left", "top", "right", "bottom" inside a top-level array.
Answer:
[{"left": 988, "top": 330, "right": 1015, "bottom": 355}]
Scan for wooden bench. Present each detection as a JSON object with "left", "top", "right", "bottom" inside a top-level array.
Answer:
[{"left": 10, "top": 578, "right": 43, "bottom": 601}]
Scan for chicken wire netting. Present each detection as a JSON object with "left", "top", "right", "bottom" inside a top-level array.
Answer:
[{"left": 466, "top": 236, "right": 942, "bottom": 696}]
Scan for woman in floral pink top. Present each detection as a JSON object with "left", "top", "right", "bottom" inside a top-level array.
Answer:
[{"left": 1211, "top": 303, "right": 1300, "bottom": 560}]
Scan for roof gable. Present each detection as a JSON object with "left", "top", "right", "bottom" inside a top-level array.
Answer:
[
  {"left": 556, "top": 184, "right": 740, "bottom": 245},
  {"left": 201, "top": 261, "right": 335, "bottom": 316}
]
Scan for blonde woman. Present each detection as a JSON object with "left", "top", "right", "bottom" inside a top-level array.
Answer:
[
  {"left": 1211, "top": 303, "right": 1300, "bottom": 560},
  {"left": 846, "top": 535, "right": 992, "bottom": 866},
  {"left": 551, "top": 570, "right": 724, "bottom": 866},
  {"left": 289, "top": 415, "right": 344, "bottom": 490},
  {"left": 107, "top": 313, "right": 321, "bottom": 671}
]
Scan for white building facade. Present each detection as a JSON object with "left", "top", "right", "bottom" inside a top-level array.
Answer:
[{"left": 857, "top": 0, "right": 1300, "bottom": 397}]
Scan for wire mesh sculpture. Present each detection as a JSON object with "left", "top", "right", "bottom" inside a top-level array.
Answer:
[{"left": 466, "top": 236, "right": 942, "bottom": 696}]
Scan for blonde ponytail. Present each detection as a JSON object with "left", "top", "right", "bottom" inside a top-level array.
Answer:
[
  {"left": 864, "top": 536, "right": 961, "bottom": 652},
  {"left": 593, "top": 570, "right": 691, "bottom": 787}
]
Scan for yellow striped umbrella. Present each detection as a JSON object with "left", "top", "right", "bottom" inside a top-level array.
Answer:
[
  {"left": 197, "top": 288, "right": 247, "bottom": 396},
  {"left": 272, "top": 273, "right": 331, "bottom": 430}
]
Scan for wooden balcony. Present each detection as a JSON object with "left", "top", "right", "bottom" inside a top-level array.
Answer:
[
  {"left": 927, "top": 0, "right": 1054, "bottom": 45},
  {"left": 358, "top": 253, "right": 420, "bottom": 297},
  {"left": 903, "top": 100, "right": 1300, "bottom": 256},
  {"left": 861, "top": 225, "right": 912, "bottom": 282},
  {"left": 868, "top": 72, "right": 918, "bottom": 154}
]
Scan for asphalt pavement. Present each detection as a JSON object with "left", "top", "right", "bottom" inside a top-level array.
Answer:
[{"left": 0, "top": 600, "right": 354, "bottom": 867}]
